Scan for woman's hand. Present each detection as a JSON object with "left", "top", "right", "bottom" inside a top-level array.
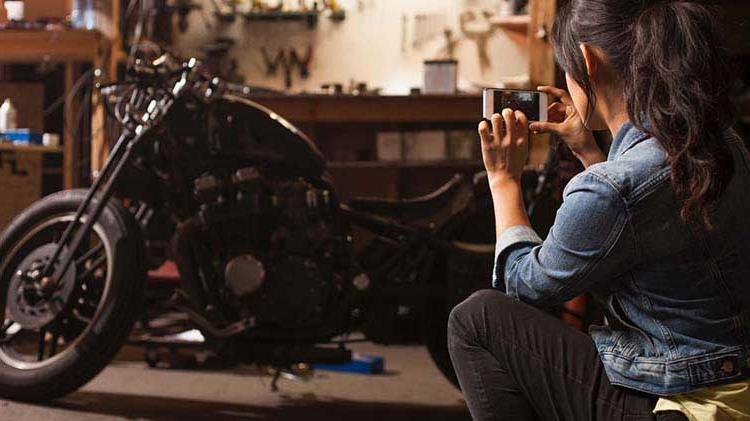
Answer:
[
  {"left": 478, "top": 108, "right": 530, "bottom": 185},
  {"left": 529, "top": 86, "right": 606, "bottom": 168}
]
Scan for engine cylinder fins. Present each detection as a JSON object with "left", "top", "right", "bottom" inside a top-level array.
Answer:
[
  {"left": 193, "top": 173, "right": 222, "bottom": 204},
  {"left": 224, "top": 254, "right": 266, "bottom": 297},
  {"left": 233, "top": 167, "right": 263, "bottom": 189}
]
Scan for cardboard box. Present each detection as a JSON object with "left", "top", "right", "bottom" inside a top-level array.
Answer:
[{"left": 0, "top": 145, "right": 62, "bottom": 228}]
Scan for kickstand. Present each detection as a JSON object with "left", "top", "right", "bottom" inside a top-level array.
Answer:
[{"left": 270, "top": 367, "right": 282, "bottom": 392}]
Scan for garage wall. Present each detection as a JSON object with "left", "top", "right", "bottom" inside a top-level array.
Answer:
[{"left": 172, "top": 0, "right": 530, "bottom": 94}]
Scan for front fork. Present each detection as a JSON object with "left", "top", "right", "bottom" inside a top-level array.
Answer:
[{"left": 39, "top": 129, "right": 143, "bottom": 290}]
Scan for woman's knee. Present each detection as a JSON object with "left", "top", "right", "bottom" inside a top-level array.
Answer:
[{"left": 448, "top": 289, "right": 510, "bottom": 342}]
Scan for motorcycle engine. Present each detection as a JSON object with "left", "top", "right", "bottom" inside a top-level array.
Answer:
[{"left": 188, "top": 167, "right": 343, "bottom": 329}]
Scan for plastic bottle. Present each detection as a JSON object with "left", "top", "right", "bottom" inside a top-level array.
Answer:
[
  {"left": 0, "top": 99, "right": 18, "bottom": 132},
  {"left": 71, "top": 0, "right": 86, "bottom": 28},
  {"left": 85, "top": 0, "right": 98, "bottom": 30},
  {"left": 71, "top": 0, "right": 97, "bottom": 30}
]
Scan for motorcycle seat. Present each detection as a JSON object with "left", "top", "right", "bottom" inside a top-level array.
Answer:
[{"left": 347, "top": 174, "right": 469, "bottom": 220}]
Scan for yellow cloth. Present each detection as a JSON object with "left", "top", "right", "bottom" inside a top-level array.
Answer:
[{"left": 653, "top": 381, "right": 750, "bottom": 421}]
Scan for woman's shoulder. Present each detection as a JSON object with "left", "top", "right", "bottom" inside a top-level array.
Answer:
[{"left": 574, "top": 144, "right": 671, "bottom": 203}]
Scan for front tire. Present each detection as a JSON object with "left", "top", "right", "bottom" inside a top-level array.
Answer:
[
  {"left": 0, "top": 189, "right": 144, "bottom": 401},
  {"left": 425, "top": 196, "right": 496, "bottom": 389}
]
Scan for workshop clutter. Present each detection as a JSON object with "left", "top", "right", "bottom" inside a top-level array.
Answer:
[
  {"left": 0, "top": 83, "right": 61, "bottom": 147},
  {"left": 172, "top": 0, "right": 531, "bottom": 94}
]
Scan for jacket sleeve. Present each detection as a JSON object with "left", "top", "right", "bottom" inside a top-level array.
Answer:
[{"left": 493, "top": 171, "right": 636, "bottom": 308}]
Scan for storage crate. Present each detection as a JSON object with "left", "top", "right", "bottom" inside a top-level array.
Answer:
[{"left": 0, "top": 145, "right": 63, "bottom": 229}]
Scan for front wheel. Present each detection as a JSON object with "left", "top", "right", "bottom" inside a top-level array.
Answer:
[
  {"left": 425, "top": 195, "right": 497, "bottom": 389},
  {"left": 0, "top": 189, "right": 144, "bottom": 401}
]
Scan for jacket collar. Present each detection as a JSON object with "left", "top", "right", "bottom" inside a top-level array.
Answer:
[{"left": 607, "top": 122, "right": 650, "bottom": 161}]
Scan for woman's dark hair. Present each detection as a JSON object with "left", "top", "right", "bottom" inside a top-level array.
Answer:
[{"left": 553, "top": 0, "right": 736, "bottom": 228}]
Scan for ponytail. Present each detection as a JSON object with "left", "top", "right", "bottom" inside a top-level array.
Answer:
[{"left": 553, "top": 0, "right": 736, "bottom": 229}]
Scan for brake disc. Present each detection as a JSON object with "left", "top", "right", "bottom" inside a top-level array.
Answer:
[{"left": 6, "top": 244, "right": 77, "bottom": 330}]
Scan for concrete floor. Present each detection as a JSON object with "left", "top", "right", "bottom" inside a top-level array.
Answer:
[{"left": 0, "top": 342, "right": 469, "bottom": 420}]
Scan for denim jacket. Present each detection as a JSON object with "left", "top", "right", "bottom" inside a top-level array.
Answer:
[{"left": 494, "top": 123, "right": 750, "bottom": 396}]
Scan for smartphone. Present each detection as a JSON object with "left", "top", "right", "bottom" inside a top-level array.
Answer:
[{"left": 482, "top": 88, "right": 548, "bottom": 122}]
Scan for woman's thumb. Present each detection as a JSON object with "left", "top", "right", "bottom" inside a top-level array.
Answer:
[{"left": 529, "top": 121, "right": 556, "bottom": 134}]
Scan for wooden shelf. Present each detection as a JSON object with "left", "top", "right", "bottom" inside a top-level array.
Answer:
[
  {"left": 0, "top": 28, "right": 112, "bottom": 189},
  {"left": 489, "top": 15, "right": 530, "bottom": 30},
  {"left": 0, "top": 143, "right": 62, "bottom": 153},
  {"left": 248, "top": 95, "right": 482, "bottom": 123},
  {"left": 0, "top": 29, "right": 107, "bottom": 63}
]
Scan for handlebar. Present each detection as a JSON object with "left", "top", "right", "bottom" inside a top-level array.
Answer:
[{"left": 99, "top": 54, "right": 209, "bottom": 131}]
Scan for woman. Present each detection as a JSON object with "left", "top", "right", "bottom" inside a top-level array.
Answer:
[{"left": 447, "top": 0, "right": 750, "bottom": 420}]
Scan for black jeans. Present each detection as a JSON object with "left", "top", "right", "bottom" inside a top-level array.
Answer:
[{"left": 447, "top": 289, "right": 687, "bottom": 421}]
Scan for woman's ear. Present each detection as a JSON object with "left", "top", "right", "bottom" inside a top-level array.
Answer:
[{"left": 579, "top": 43, "right": 597, "bottom": 80}]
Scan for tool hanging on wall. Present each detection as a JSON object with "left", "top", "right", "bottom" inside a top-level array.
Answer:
[
  {"left": 289, "top": 46, "right": 313, "bottom": 79},
  {"left": 261, "top": 46, "right": 286, "bottom": 76},
  {"left": 442, "top": 28, "right": 460, "bottom": 60},
  {"left": 173, "top": 0, "right": 203, "bottom": 32},
  {"left": 260, "top": 46, "right": 314, "bottom": 89},
  {"left": 200, "top": 37, "right": 244, "bottom": 83},
  {"left": 280, "top": 53, "right": 293, "bottom": 89},
  {"left": 459, "top": 9, "right": 493, "bottom": 72}
]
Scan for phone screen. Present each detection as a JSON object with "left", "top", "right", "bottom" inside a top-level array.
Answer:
[{"left": 494, "top": 90, "right": 541, "bottom": 121}]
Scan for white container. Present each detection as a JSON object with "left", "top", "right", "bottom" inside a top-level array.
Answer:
[
  {"left": 43, "top": 133, "right": 60, "bottom": 148},
  {"left": 4, "top": 1, "right": 24, "bottom": 21},
  {"left": 424, "top": 60, "right": 458, "bottom": 95},
  {"left": 0, "top": 99, "right": 18, "bottom": 132}
]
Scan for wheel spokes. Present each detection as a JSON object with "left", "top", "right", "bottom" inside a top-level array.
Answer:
[
  {"left": 70, "top": 309, "right": 92, "bottom": 324},
  {"left": 75, "top": 243, "right": 104, "bottom": 269},
  {"left": 47, "top": 331, "right": 60, "bottom": 357},
  {"left": 36, "top": 327, "right": 46, "bottom": 361}
]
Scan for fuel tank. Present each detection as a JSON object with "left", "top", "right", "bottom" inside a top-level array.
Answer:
[{"left": 212, "top": 94, "right": 327, "bottom": 179}]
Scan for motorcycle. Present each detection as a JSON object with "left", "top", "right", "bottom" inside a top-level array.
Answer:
[{"left": 0, "top": 53, "right": 558, "bottom": 401}]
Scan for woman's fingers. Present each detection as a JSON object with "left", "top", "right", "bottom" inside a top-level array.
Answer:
[
  {"left": 491, "top": 113, "right": 505, "bottom": 145},
  {"left": 550, "top": 102, "right": 568, "bottom": 115},
  {"left": 529, "top": 121, "right": 559, "bottom": 134},
  {"left": 501, "top": 109, "right": 515, "bottom": 146},
  {"left": 479, "top": 120, "right": 493, "bottom": 144},
  {"left": 514, "top": 111, "right": 529, "bottom": 146},
  {"left": 537, "top": 85, "right": 573, "bottom": 105}
]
